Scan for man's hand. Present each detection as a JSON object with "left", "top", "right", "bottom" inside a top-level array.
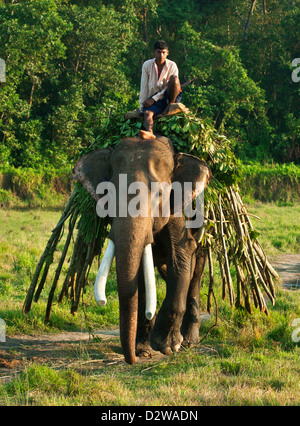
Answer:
[{"left": 143, "top": 98, "right": 155, "bottom": 108}]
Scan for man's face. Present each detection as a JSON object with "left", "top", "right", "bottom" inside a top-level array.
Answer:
[{"left": 154, "top": 48, "right": 169, "bottom": 66}]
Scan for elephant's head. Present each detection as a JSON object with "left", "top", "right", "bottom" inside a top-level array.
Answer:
[{"left": 74, "top": 136, "right": 212, "bottom": 364}]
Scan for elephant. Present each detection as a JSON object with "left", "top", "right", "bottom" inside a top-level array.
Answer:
[{"left": 74, "top": 136, "right": 212, "bottom": 364}]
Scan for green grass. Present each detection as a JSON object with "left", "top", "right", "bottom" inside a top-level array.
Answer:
[
  {"left": 243, "top": 201, "right": 300, "bottom": 257},
  {"left": 1, "top": 346, "right": 299, "bottom": 406},
  {"left": 0, "top": 202, "right": 300, "bottom": 405},
  {"left": 0, "top": 208, "right": 121, "bottom": 334}
]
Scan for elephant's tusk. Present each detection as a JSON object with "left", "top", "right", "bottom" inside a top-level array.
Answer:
[
  {"left": 143, "top": 243, "right": 157, "bottom": 320},
  {"left": 94, "top": 240, "right": 115, "bottom": 306}
]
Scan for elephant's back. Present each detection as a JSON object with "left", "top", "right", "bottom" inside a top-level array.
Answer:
[
  {"left": 155, "top": 136, "right": 175, "bottom": 154},
  {"left": 117, "top": 136, "right": 174, "bottom": 155}
]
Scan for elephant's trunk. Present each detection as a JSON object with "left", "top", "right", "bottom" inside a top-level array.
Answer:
[
  {"left": 94, "top": 219, "right": 155, "bottom": 365},
  {"left": 114, "top": 235, "right": 142, "bottom": 365}
]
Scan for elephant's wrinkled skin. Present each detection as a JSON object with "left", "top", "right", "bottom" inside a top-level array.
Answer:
[{"left": 74, "top": 136, "right": 212, "bottom": 364}]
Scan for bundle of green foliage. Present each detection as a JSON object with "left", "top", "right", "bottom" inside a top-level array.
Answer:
[{"left": 23, "top": 110, "right": 279, "bottom": 322}]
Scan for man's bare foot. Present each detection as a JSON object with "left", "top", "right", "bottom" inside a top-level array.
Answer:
[{"left": 138, "top": 130, "right": 156, "bottom": 140}]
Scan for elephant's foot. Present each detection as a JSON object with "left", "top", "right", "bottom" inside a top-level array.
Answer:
[
  {"left": 151, "top": 327, "right": 183, "bottom": 355},
  {"left": 150, "top": 313, "right": 184, "bottom": 355},
  {"left": 181, "top": 323, "right": 200, "bottom": 347},
  {"left": 136, "top": 315, "right": 155, "bottom": 358},
  {"left": 181, "top": 300, "right": 201, "bottom": 347},
  {"left": 136, "top": 341, "right": 152, "bottom": 358}
]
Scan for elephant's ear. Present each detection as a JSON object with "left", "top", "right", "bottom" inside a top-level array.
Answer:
[
  {"left": 73, "top": 148, "right": 113, "bottom": 201},
  {"left": 171, "top": 152, "right": 212, "bottom": 212}
]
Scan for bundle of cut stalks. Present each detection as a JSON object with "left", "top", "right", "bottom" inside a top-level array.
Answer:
[
  {"left": 23, "top": 108, "right": 279, "bottom": 321},
  {"left": 204, "top": 188, "right": 278, "bottom": 315}
]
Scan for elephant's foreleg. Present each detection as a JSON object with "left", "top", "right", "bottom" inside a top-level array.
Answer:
[
  {"left": 181, "top": 245, "right": 207, "bottom": 347},
  {"left": 151, "top": 263, "right": 190, "bottom": 354},
  {"left": 150, "top": 218, "right": 197, "bottom": 355}
]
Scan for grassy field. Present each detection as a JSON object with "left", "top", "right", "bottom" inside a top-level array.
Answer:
[{"left": 0, "top": 201, "right": 300, "bottom": 406}]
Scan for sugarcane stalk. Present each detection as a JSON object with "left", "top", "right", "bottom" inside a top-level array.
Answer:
[
  {"left": 71, "top": 241, "right": 93, "bottom": 314},
  {"left": 57, "top": 229, "right": 82, "bottom": 304},
  {"left": 218, "top": 194, "right": 235, "bottom": 307},
  {"left": 235, "top": 262, "right": 252, "bottom": 313},
  {"left": 33, "top": 263, "right": 51, "bottom": 303},
  {"left": 51, "top": 210, "right": 78, "bottom": 293},
  {"left": 70, "top": 272, "right": 77, "bottom": 305},
  {"left": 58, "top": 269, "right": 72, "bottom": 304},
  {"left": 51, "top": 190, "right": 77, "bottom": 232},
  {"left": 235, "top": 261, "right": 242, "bottom": 308},
  {"left": 210, "top": 203, "right": 227, "bottom": 300},
  {"left": 221, "top": 193, "right": 251, "bottom": 311},
  {"left": 207, "top": 240, "right": 214, "bottom": 314},
  {"left": 255, "top": 255, "right": 276, "bottom": 304},
  {"left": 41, "top": 212, "right": 78, "bottom": 321},
  {"left": 222, "top": 192, "right": 251, "bottom": 311},
  {"left": 265, "top": 268, "right": 276, "bottom": 298},
  {"left": 22, "top": 223, "right": 64, "bottom": 314},
  {"left": 228, "top": 188, "right": 245, "bottom": 241},
  {"left": 243, "top": 261, "right": 258, "bottom": 309},
  {"left": 254, "top": 240, "right": 279, "bottom": 279},
  {"left": 70, "top": 212, "right": 102, "bottom": 314},
  {"left": 229, "top": 187, "right": 271, "bottom": 313},
  {"left": 23, "top": 191, "right": 77, "bottom": 315},
  {"left": 247, "top": 244, "right": 268, "bottom": 313},
  {"left": 34, "top": 225, "right": 66, "bottom": 303},
  {"left": 220, "top": 194, "right": 238, "bottom": 303},
  {"left": 234, "top": 189, "right": 273, "bottom": 312},
  {"left": 235, "top": 190, "right": 279, "bottom": 280}
]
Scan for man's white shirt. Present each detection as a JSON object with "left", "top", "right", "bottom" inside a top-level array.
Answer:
[{"left": 139, "top": 58, "right": 179, "bottom": 111}]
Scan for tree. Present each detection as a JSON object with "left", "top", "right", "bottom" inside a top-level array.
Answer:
[
  {"left": 0, "top": 0, "right": 138, "bottom": 168},
  {"left": 173, "top": 23, "right": 270, "bottom": 160},
  {"left": 0, "top": 0, "right": 71, "bottom": 167}
]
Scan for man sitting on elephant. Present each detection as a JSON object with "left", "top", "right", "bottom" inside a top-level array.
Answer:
[{"left": 138, "top": 40, "right": 182, "bottom": 140}]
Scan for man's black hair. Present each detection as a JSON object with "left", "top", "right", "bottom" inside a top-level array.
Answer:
[{"left": 153, "top": 40, "right": 168, "bottom": 50}]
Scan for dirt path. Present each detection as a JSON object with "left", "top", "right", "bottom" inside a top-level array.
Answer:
[
  {"left": 0, "top": 329, "right": 169, "bottom": 383},
  {"left": 272, "top": 254, "right": 300, "bottom": 290},
  {"left": 0, "top": 315, "right": 213, "bottom": 383}
]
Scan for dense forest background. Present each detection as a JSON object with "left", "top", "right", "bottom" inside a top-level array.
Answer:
[{"left": 0, "top": 0, "right": 299, "bottom": 173}]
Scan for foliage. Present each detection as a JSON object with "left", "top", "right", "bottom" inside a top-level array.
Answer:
[
  {"left": 0, "top": 0, "right": 299, "bottom": 168},
  {"left": 0, "top": 0, "right": 71, "bottom": 167},
  {"left": 173, "top": 23, "right": 271, "bottom": 155},
  {"left": 239, "top": 162, "right": 300, "bottom": 202},
  {"left": 0, "top": 164, "right": 71, "bottom": 207},
  {"left": 0, "top": 0, "right": 138, "bottom": 168},
  {"left": 156, "top": 0, "right": 300, "bottom": 162},
  {"left": 86, "top": 111, "right": 239, "bottom": 189}
]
